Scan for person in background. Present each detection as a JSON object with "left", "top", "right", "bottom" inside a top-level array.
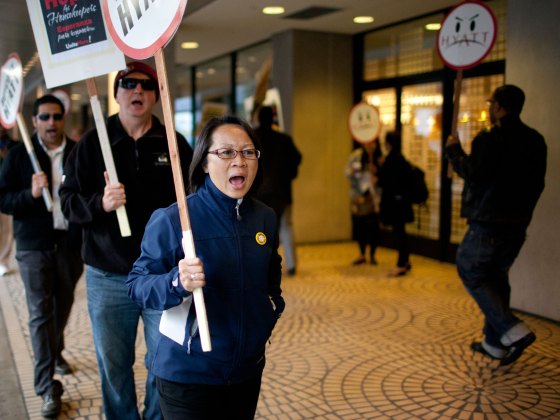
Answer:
[
  {"left": 378, "top": 131, "right": 414, "bottom": 276},
  {"left": 254, "top": 106, "right": 302, "bottom": 276},
  {"left": 345, "top": 139, "right": 382, "bottom": 265},
  {"left": 0, "top": 127, "right": 17, "bottom": 276},
  {"left": 446, "top": 84, "right": 546, "bottom": 365},
  {"left": 128, "top": 115, "right": 285, "bottom": 419},
  {"left": 0, "top": 95, "right": 83, "bottom": 418},
  {"left": 60, "top": 61, "right": 193, "bottom": 420}
]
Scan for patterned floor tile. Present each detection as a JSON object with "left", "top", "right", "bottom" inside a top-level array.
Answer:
[{"left": 0, "top": 242, "right": 559, "bottom": 419}]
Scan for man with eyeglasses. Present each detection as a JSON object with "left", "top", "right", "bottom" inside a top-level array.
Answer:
[
  {"left": 446, "top": 84, "right": 547, "bottom": 366},
  {"left": 60, "top": 61, "right": 192, "bottom": 420},
  {"left": 0, "top": 94, "right": 83, "bottom": 418}
]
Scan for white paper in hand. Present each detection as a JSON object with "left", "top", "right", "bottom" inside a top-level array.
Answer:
[{"left": 159, "top": 295, "right": 192, "bottom": 345}]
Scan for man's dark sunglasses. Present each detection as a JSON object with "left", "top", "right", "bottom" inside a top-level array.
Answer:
[
  {"left": 119, "top": 78, "right": 157, "bottom": 91},
  {"left": 37, "top": 113, "right": 64, "bottom": 121}
]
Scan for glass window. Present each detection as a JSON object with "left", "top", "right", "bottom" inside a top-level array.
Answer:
[
  {"left": 363, "top": 13, "right": 444, "bottom": 80},
  {"left": 195, "top": 56, "right": 232, "bottom": 136},
  {"left": 236, "top": 42, "right": 272, "bottom": 123},
  {"left": 450, "top": 74, "right": 505, "bottom": 244},
  {"left": 174, "top": 65, "right": 194, "bottom": 147},
  {"left": 363, "top": 0, "right": 506, "bottom": 81},
  {"left": 401, "top": 82, "right": 443, "bottom": 240}
]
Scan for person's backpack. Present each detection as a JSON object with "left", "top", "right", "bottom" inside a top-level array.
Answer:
[{"left": 407, "top": 163, "right": 429, "bottom": 204}]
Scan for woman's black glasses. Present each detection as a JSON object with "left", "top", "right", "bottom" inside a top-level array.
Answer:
[
  {"left": 208, "top": 148, "right": 261, "bottom": 160},
  {"left": 37, "top": 113, "right": 64, "bottom": 121},
  {"left": 119, "top": 78, "right": 157, "bottom": 91}
]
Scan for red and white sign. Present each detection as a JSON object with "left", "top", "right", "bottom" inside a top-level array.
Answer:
[
  {"left": 103, "top": 0, "right": 188, "bottom": 59},
  {"left": 437, "top": 1, "right": 497, "bottom": 70},
  {"left": 0, "top": 54, "right": 23, "bottom": 129},
  {"left": 348, "top": 103, "right": 381, "bottom": 144}
]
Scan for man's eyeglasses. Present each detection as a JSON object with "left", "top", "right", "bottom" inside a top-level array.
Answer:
[
  {"left": 37, "top": 113, "right": 64, "bottom": 122},
  {"left": 208, "top": 148, "right": 261, "bottom": 160},
  {"left": 119, "top": 78, "right": 157, "bottom": 91}
]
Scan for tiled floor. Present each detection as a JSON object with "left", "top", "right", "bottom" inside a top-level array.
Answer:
[{"left": 1, "top": 242, "right": 559, "bottom": 419}]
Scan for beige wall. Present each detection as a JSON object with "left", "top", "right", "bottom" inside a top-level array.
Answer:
[
  {"left": 272, "top": 30, "right": 353, "bottom": 243},
  {"left": 507, "top": 0, "right": 560, "bottom": 321}
]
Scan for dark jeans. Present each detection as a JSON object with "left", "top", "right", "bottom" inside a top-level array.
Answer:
[
  {"left": 16, "top": 232, "right": 83, "bottom": 396},
  {"left": 456, "top": 222, "right": 526, "bottom": 347},
  {"left": 157, "top": 375, "right": 262, "bottom": 420},
  {"left": 392, "top": 221, "right": 409, "bottom": 267}
]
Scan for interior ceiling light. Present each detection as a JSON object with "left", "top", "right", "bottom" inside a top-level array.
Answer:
[
  {"left": 425, "top": 23, "right": 441, "bottom": 31},
  {"left": 263, "top": 6, "right": 285, "bottom": 15},
  {"left": 181, "top": 42, "right": 199, "bottom": 49},
  {"left": 353, "top": 16, "right": 374, "bottom": 24}
]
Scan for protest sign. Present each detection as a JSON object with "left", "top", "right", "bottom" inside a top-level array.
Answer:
[
  {"left": 437, "top": 0, "right": 497, "bottom": 176},
  {"left": 104, "top": 0, "right": 212, "bottom": 352},
  {"left": 1, "top": 53, "right": 53, "bottom": 211},
  {"left": 348, "top": 103, "right": 381, "bottom": 144}
]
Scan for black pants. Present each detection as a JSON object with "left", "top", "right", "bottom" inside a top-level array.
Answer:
[
  {"left": 352, "top": 213, "right": 379, "bottom": 258},
  {"left": 16, "top": 232, "right": 83, "bottom": 396},
  {"left": 392, "top": 221, "right": 410, "bottom": 267},
  {"left": 157, "top": 375, "right": 262, "bottom": 420}
]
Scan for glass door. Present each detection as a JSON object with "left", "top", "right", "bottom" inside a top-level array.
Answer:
[
  {"left": 449, "top": 74, "right": 505, "bottom": 244},
  {"left": 401, "top": 82, "right": 443, "bottom": 240}
]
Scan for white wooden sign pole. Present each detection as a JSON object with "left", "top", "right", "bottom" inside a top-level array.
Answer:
[
  {"left": 155, "top": 50, "right": 211, "bottom": 352},
  {"left": 1, "top": 53, "right": 53, "bottom": 212},
  {"left": 102, "top": 0, "right": 211, "bottom": 352},
  {"left": 85, "top": 78, "right": 131, "bottom": 237}
]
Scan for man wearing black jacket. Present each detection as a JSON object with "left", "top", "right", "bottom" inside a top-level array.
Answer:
[
  {"left": 0, "top": 95, "right": 83, "bottom": 418},
  {"left": 446, "top": 84, "right": 547, "bottom": 366},
  {"left": 254, "top": 106, "right": 302, "bottom": 276}
]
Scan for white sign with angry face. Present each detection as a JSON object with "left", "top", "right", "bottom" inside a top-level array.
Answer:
[{"left": 437, "top": 1, "right": 497, "bottom": 70}]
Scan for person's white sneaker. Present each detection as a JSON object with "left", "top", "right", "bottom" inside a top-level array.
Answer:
[{"left": 0, "top": 264, "right": 8, "bottom": 276}]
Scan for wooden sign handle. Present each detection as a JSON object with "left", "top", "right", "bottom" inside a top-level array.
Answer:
[
  {"left": 85, "top": 78, "right": 131, "bottom": 237},
  {"left": 155, "top": 49, "right": 211, "bottom": 352}
]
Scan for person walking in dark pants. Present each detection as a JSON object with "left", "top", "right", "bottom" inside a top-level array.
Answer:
[
  {"left": 254, "top": 106, "right": 301, "bottom": 276},
  {"left": 0, "top": 95, "right": 83, "bottom": 418},
  {"left": 378, "top": 131, "right": 413, "bottom": 277},
  {"left": 446, "top": 84, "right": 547, "bottom": 365},
  {"left": 345, "top": 139, "right": 382, "bottom": 265}
]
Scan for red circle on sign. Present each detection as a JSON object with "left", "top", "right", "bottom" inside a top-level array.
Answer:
[
  {"left": 103, "top": 0, "right": 188, "bottom": 60},
  {"left": 436, "top": 1, "right": 497, "bottom": 70}
]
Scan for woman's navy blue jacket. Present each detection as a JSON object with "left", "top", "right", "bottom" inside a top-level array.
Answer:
[{"left": 127, "top": 176, "right": 285, "bottom": 385}]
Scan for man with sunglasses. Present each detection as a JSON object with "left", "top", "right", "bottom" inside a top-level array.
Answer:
[
  {"left": 446, "top": 85, "right": 547, "bottom": 366},
  {"left": 0, "top": 94, "right": 83, "bottom": 418},
  {"left": 60, "top": 61, "right": 193, "bottom": 420}
]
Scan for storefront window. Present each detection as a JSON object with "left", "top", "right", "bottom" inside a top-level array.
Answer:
[
  {"left": 401, "top": 83, "right": 443, "bottom": 240},
  {"left": 174, "top": 65, "right": 194, "bottom": 146},
  {"left": 450, "top": 74, "right": 504, "bottom": 244},
  {"left": 195, "top": 56, "right": 232, "bottom": 135}
]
